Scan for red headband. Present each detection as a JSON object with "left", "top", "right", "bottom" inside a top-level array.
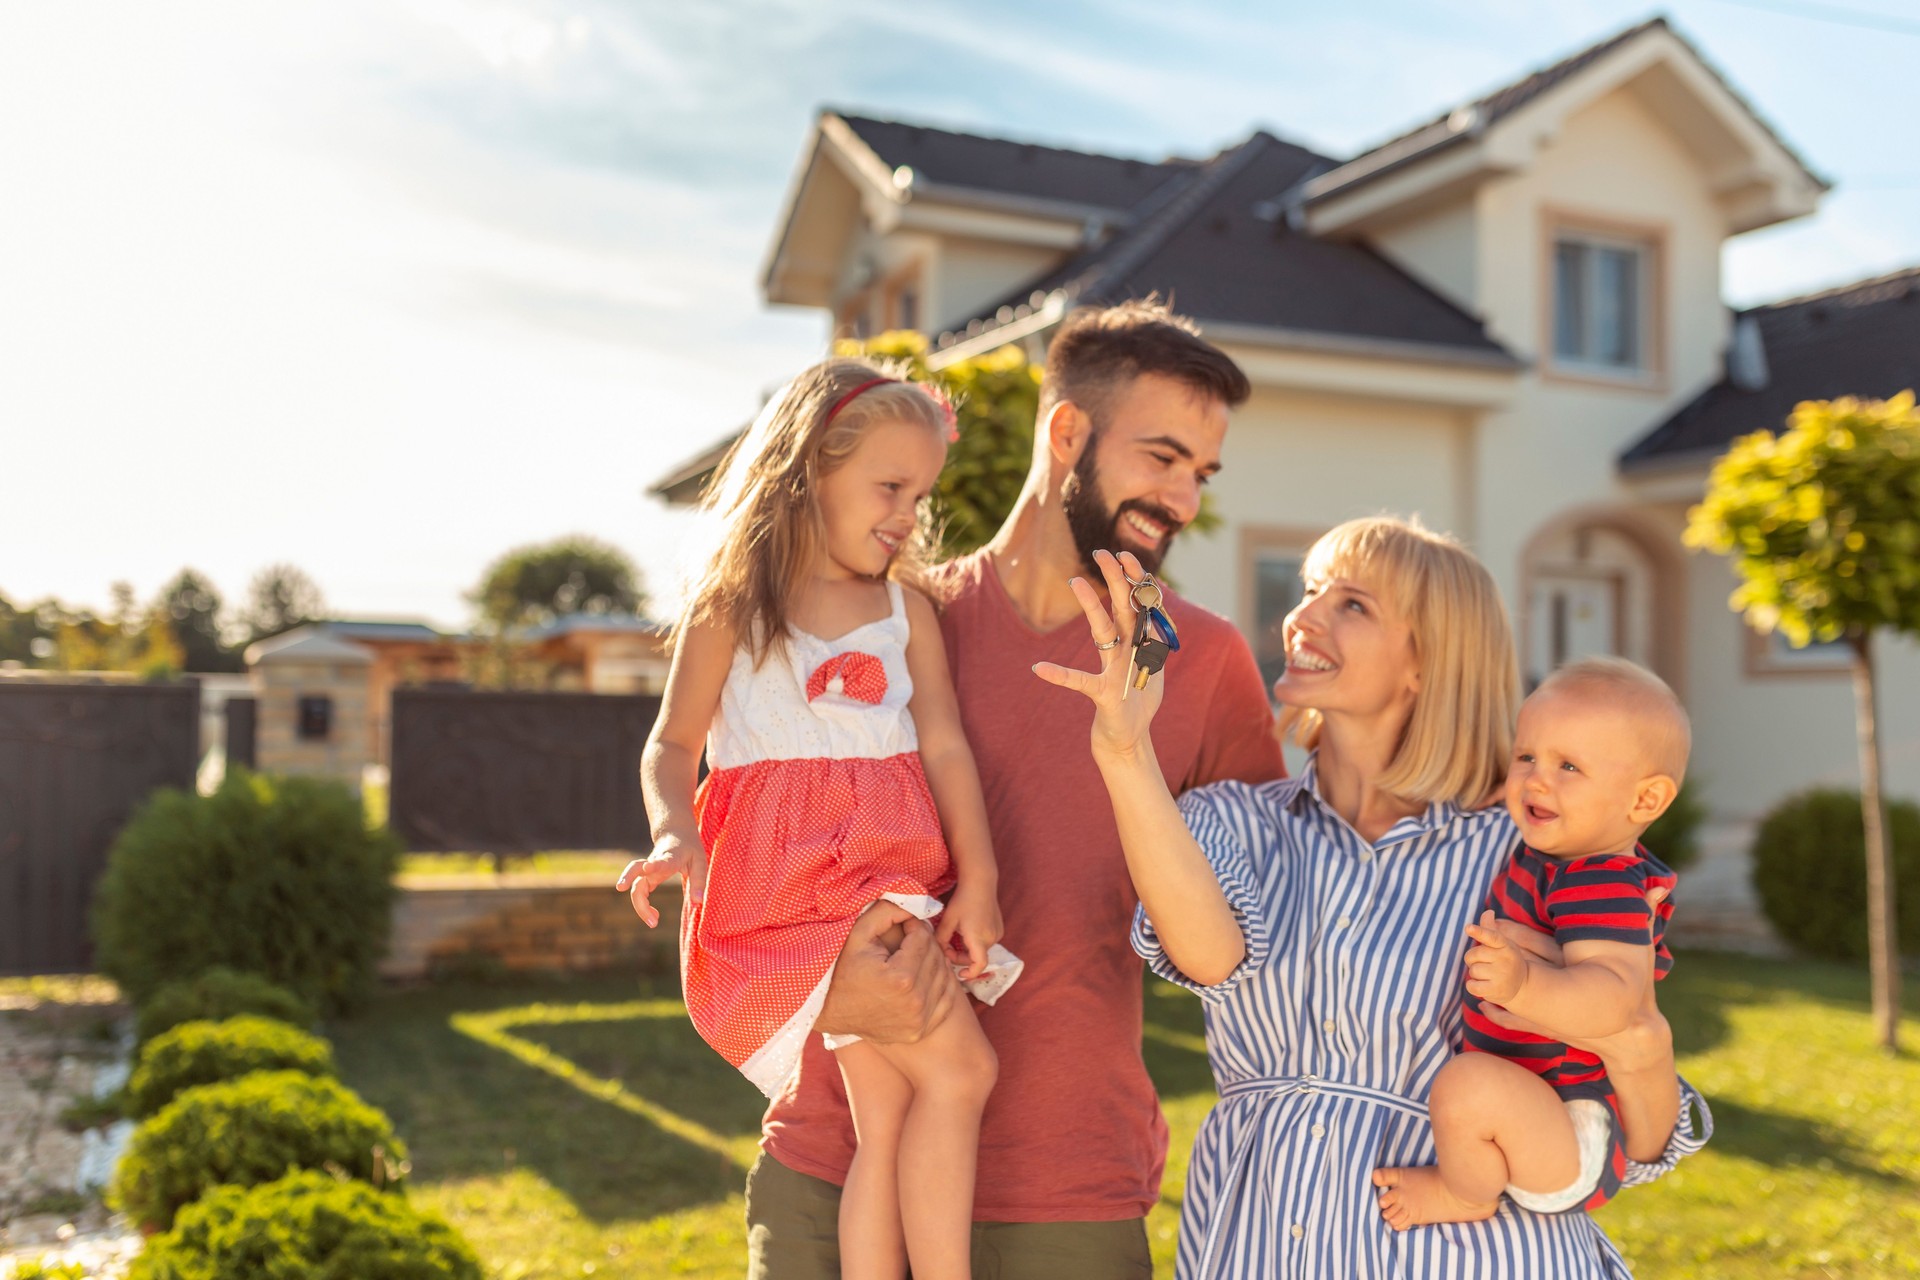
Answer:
[{"left": 824, "top": 378, "right": 898, "bottom": 425}]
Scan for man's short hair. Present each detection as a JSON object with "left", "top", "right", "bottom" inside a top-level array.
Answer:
[{"left": 1039, "top": 298, "right": 1251, "bottom": 421}]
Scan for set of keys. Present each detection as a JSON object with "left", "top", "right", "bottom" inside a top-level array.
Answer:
[{"left": 1121, "top": 572, "right": 1180, "bottom": 699}]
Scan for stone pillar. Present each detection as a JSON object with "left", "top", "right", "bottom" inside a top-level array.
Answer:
[{"left": 244, "top": 627, "right": 374, "bottom": 789}]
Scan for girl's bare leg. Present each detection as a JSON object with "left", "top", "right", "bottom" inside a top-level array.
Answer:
[
  {"left": 1374, "top": 1052, "right": 1581, "bottom": 1229},
  {"left": 867, "top": 995, "right": 997, "bottom": 1280},
  {"left": 836, "top": 1040, "right": 912, "bottom": 1280}
]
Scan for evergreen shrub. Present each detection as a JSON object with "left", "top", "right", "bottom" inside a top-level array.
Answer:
[
  {"left": 1750, "top": 788, "right": 1920, "bottom": 961},
  {"left": 111, "top": 1071, "right": 407, "bottom": 1230},
  {"left": 129, "top": 1171, "right": 482, "bottom": 1280},
  {"left": 93, "top": 771, "right": 400, "bottom": 1015},
  {"left": 126, "top": 1016, "right": 335, "bottom": 1118}
]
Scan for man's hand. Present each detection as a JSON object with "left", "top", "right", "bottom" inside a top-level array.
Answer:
[
  {"left": 815, "top": 901, "right": 956, "bottom": 1043},
  {"left": 1463, "top": 910, "right": 1530, "bottom": 1005}
]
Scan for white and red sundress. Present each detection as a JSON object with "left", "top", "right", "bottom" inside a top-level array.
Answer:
[{"left": 682, "top": 581, "right": 1018, "bottom": 1096}]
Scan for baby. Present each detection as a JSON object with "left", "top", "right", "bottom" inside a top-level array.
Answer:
[{"left": 1375, "top": 655, "right": 1686, "bottom": 1228}]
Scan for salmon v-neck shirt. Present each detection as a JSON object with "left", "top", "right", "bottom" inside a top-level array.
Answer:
[{"left": 759, "top": 551, "right": 1285, "bottom": 1222}]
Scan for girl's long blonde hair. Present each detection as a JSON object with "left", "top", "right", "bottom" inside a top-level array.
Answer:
[
  {"left": 1280, "top": 516, "right": 1517, "bottom": 808},
  {"left": 682, "top": 357, "right": 949, "bottom": 664}
]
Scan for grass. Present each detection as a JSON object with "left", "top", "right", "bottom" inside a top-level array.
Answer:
[
  {"left": 397, "top": 852, "right": 633, "bottom": 878},
  {"left": 327, "top": 952, "right": 1920, "bottom": 1280}
]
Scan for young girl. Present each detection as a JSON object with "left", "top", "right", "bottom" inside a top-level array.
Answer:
[{"left": 617, "top": 357, "right": 1018, "bottom": 1280}]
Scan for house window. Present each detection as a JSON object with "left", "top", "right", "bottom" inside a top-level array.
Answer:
[
  {"left": 895, "top": 285, "right": 919, "bottom": 333},
  {"left": 1746, "top": 628, "right": 1852, "bottom": 678},
  {"left": 1241, "top": 529, "right": 1319, "bottom": 694},
  {"left": 1552, "top": 230, "right": 1652, "bottom": 374},
  {"left": 297, "top": 695, "right": 333, "bottom": 740}
]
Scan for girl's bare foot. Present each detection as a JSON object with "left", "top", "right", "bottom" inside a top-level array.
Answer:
[{"left": 1372, "top": 1166, "right": 1499, "bottom": 1231}]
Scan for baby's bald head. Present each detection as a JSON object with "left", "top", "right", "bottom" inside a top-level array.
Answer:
[{"left": 1535, "top": 656, "right": 1691, "bottom": 784}]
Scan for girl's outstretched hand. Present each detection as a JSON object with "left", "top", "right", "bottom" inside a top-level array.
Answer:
[
  {"left": 937, "top": 880, "right": 1003, "bottom": 980},
  {"left": 615, "top": 837, "right": 708, "bottom": 928},
  {"left": 1030, "top": 548, "right": 1164, "bottom": 763}
]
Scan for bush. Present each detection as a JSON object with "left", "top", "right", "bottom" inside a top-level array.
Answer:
[
  {"left": 127, "top": 1016, "right": 336, "bottom": 1118},
  {"left": 1750, "top": 788, "right": 1920, "bottom": 961},
  {"left": 111, "top": 1071, "right": 407, "bottom": 1230},
  {"left": 12, "top": 1260, "right": 87, "bottom": 1280},
  {"left": 1643, "top": 776, "right": 1707, "bottom": 871},
  {"left": 93, "top": 770, "right": 400, "bottom": 1015},
  {"left": 136, "top": 968, "right": 316, "bottom": 1045},
  {"left": 129, "top": 1170, "right": 482, "bottom": 1280}
]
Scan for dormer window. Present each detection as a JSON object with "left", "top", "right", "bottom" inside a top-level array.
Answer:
[{"left": 1547, "top": 218, "right": 1662, "bottom": 382}]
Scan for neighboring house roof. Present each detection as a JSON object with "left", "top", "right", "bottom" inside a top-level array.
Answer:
[
  {"left": 519, "top": 613, "right": 668, "bottom": 640},
  {"left": 322, "top": 620, "right": 447, "bottom": 645},
  {"left": 1302, "top": 16, "right": 1827, "bottom": 209},
  {"left": 835, "top": 113, "right": 1197, "bottom": 219},
  {"left": 948, "top": 131, "right": 1513, "bottom": 366},
  {"left": 1622, "top": 266, "right": 1920, "bottom": 469},
  {"left": 650, "top": 434, "right": 738, "bottom": 503}
]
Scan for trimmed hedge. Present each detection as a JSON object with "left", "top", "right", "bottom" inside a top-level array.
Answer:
[
  {"left": 93, "top": 770, "right": 400, "bottom": 1015},
  {"left": 1751, "top": 788, "right": 1920, "bottom": 961},
  {"left": 127, "top": 1016, "right": 336, "bottom": 1118},
  {"left": 136, "top": 968, "right": 316, "bottom": 1046},
  {"left": 129, "top": 1170, "right": 482, "bottom": 1280},
  {"left": 111, "top": 1071, "right": 407, "bottom": 1231}
]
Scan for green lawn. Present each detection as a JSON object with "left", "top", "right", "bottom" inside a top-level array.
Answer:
[{"left": 327, "top": 952, "right": 1920, "bottom": 1280}]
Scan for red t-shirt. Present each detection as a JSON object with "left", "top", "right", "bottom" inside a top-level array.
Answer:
[{"left": 759, "top": 551, "right": 1286, "bottom": 1222}]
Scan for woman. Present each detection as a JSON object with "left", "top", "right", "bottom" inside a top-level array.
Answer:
[{"left": 1033, "top": 518, "right": 1708, "bottom": 1278}]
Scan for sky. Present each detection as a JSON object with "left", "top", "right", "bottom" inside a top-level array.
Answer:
[{"left": 2, "top": 0, "right": 1916, "bottom": 628}]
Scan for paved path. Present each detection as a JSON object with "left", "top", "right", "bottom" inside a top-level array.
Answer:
[{"left": 0, "top": 987, "right": 138, "bottom": 1278}]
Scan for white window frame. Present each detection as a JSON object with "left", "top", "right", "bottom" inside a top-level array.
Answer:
[{"left": 1542, "top": 212, "right": 1664, "bottom": 388}]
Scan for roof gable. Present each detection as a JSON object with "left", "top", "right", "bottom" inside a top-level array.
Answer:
[{"left": 1298, "top": 16, "right": 1825, "bottom": 237}]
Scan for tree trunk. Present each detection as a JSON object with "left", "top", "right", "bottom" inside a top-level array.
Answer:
[{"left": 1852, "top": 629, "right": 1901, "bottom": 1052}]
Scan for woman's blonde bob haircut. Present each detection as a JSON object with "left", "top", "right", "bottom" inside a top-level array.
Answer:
[
  {"left": 682, "top": 356, "right": 949, "bottom": 664},
  {"left": 1280, "top": 516, "right": 1518, "bottom": 808}
]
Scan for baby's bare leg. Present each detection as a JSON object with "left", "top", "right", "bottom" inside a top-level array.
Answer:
[
  {"left": 1374, "top": 1053, "right": 1581, "bottom": 1229},
  {"left": 836, "top": 1040, "right": 912, "bottom": 1280},
  {"left": 867, "top": 995, "right": 997, "bottom": 1280}
]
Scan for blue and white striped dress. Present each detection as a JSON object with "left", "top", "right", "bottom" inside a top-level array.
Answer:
[{"left": 1133, "top": 758, "right": 1711, "bottom": 1280}]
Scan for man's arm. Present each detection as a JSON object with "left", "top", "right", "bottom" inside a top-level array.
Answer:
[{"left": 813, "top": 902, "right": 956, "bottom": 1042}]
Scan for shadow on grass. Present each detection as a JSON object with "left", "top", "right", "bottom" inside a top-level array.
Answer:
[
  {"left": 330, "top": 975, "right": 765, "bottom": 1224},
  {"left": 1142, "top": 978, "right": 1216, "bottom": 1101},
  {"left": 1697, "top": 1094, "right": 1912, "bottom": 1187}
]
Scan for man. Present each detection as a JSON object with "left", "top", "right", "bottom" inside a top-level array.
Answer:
[{"left": 749, "top": 300, "right": 1287, "bottom": 1278}]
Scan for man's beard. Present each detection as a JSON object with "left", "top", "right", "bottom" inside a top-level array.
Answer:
[{"left": 1061, "top": 443, "right": 1183, "bottom": 579}]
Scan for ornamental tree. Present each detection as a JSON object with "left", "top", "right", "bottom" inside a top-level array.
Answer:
[{"left": 1684, "top": 391, "right": 1920, "bottom": 1051}]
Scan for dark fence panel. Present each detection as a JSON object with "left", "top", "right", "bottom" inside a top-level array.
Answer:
[
  {"left": 388, "top": 688, "right": 659, "bottom": 853},
  {"left": 0, "top": 681, "right": 200, "bottom": 975},
  {"left": 224, "top": 696, "right": 256, "bottom": 771}
]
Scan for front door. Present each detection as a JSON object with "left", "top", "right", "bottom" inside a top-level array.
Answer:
[{"left": 1527, "top": 573, "right": 1619, "bottom": 688}]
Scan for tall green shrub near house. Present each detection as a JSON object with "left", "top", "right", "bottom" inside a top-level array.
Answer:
[
  {"left": 1685, "top": 391, "right": 1920, "bottom": 1051},
  {"left": 93, "top": 770, "right": 401, "bottom": 1015}
]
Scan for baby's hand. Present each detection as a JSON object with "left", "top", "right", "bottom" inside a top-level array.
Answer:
[
  {"left": 937, "top": 881, "right": 1004, "bottom": 981},
  {"left": 615, "top": 839, "right": 708, "bottom": 928},
  {"left": 1463, "top": 910, "right": 1530, "bottom": 1005}
]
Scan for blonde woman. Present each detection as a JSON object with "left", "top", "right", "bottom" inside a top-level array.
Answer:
[{"left": 1033, "top": 519, "right": 1709, "bottom": 1278}]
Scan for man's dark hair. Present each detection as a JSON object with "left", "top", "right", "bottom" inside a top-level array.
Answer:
[{"left": 1038, "top": 298, "right": 1251, "bottom": 422}]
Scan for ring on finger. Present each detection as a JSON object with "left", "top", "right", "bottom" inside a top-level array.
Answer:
[{"left": 1095, "top": 635, "right": 1123, "bottom": 651}]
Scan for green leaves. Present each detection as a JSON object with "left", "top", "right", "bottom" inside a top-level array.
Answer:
[{"left": 1686, "top": 392, "right": 1920, "bottom": 647}]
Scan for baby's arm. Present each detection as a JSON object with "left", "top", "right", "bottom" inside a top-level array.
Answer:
[
  {"left": 1464, "top": 913, "right": 1651, "bottom": 1041},
  {"left": 901, "top": 587, "right": 1000, "bottom": 975},
  {"left": 616, "top": 618, "right": 731, "bottom": 926}
]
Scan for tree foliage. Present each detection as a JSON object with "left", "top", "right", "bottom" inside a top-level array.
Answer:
[
  {"left": 470, "top": 535, "right": 645, "bottom": 630},
  {"left": 240, "top": 564, "right": 326, "bottom": 644},
  {"left": 1684, "top": 393, "right": 1920, "bottom": 644},
  {"left": 157, "top": 569, "right": 242, "bottom": 672}
]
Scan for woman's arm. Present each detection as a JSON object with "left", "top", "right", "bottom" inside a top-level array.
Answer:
[{"left": 1033, "top": 550, "right": 1247, "bottom": 986}]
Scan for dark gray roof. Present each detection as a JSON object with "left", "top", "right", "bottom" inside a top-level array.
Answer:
[
  {"left": 1308, "top": 16, "right": 1826, "bottom": 205},
  {"left": 835, "top": 113, "right": 1197, "bottom": 216},
  {"left": 948, "top": 132, "right": 1513, "bottom": 362},
  {"left": 1622, "top": 267, "right": 1920, "bottom": 468}
]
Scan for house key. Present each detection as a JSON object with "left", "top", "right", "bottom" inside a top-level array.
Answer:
[{"left": 1121, "top": 574, "right": 1176, "bottom": 700}]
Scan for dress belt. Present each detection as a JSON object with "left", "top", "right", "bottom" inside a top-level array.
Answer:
[{"left": 1196, "top": 1075, "right": 1430, "bottom": 1280}]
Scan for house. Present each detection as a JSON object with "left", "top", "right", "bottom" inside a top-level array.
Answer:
[{"left": 659, "top": 15, "right": 1920, "bottom": 828}]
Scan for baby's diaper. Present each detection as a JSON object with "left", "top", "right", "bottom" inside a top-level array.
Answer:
[{"left": 1504, "top": 1097, "right": 1612, "bottom": 1214}]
